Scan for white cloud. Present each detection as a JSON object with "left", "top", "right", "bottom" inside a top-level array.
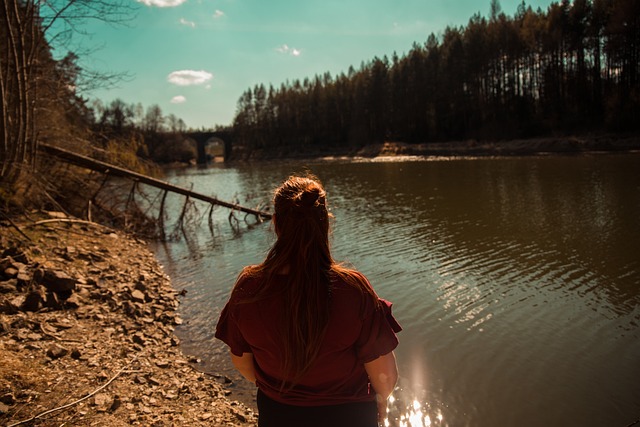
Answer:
[
  {"left": 276, "top": 44, "right": 302, "bottom": 56},
  {"left": 179, "top": 18, "right": 196, "bottom": 28},
  {"left": 213, "top": 9, "right": 225, "bottom": 18},
  {"left": 171, "top": 95, "right": 187, "bottom": 104},
  {"left": 167, "top": 70, "right": 213, "bottom": 86},
  {"left": 137, "top": 0, "right": 187, "bottom": 7}
]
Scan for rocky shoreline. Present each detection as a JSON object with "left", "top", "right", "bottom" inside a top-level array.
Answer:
[{"left": 0, "top": 213, "right": 257, "bottom": 426}]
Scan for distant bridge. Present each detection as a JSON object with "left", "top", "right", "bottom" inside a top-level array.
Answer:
[{"left": 185, "top": 130, "right": 234, "bottom": 164}]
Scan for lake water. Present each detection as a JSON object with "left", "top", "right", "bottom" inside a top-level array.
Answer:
[{"left": 149, "top": 153, "right": 640, "bottom": 427}]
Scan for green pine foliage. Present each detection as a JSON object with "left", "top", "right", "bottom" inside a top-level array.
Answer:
[{"left": 232, "top": 0, "right": 640, "bottom": 150}]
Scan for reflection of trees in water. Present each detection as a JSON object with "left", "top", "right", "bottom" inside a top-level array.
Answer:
[{"left": 93, "top": 176, "right": 269, "bottom": 244}]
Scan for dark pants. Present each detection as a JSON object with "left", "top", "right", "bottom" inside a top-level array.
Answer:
[{"left": 256, "top": 389, "right": 379, "bottom": 427}]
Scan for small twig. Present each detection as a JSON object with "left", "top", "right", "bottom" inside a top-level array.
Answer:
[
  {"left": 7, "top": 360, "right": 138, "bottom": 427},
  {"left": 38, "top": 322, "right": 84, "bottom": 343},
  {"left": 26, "top": 218, "right": 109, "bottom": 229},
  {"left": 0, "top": 211, "right": 33, "bottom": 241}
]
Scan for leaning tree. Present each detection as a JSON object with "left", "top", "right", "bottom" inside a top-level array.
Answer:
[{"left": 0, "top": 0, "right": 131, "bottom": 189}]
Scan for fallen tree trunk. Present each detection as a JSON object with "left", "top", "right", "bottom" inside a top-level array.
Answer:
[{"left": 38, "top": 143, "right": 272, "bottom": 220}]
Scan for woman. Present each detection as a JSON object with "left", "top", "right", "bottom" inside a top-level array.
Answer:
[{"left": 215, "top": 175, "right": 401, "bottom": 427}]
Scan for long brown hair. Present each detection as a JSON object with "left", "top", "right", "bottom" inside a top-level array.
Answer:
[{"left": 240, "top": 174, "right": 378, "bottom": 388}]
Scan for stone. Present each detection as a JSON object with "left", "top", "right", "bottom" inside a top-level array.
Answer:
[
  {"left": 45, "top": 291, "right": 61, "bottom": 309},
  {"left": 46, "top": 344, "right": 69, "bottom": 359},
  {"left": 1, "top": 295, "right": 25, "bottom": 314},
  {"left": 3, "top": 267, "right": 18, "bottom": 278},
  {"left": 39, "top": 269, "right": 77, "bottom": 293},
  {"left": 46, "top": 211, "right": 67, "bottom": 219},
  {"left": 110, "top": 395, "right": 122, "bottom": 412},
  {"left": 131, "top": 289, "right": 146, "bottom": 303},
  {"left": 64, "top": 293, "right": 82, "bottom": 308},
  {"left": 155, "top": 360, "right": 170, "bottom": 369},
  {"left": 0, "top": 319, "right": 10, "bottom": 334},
  {"left": 0, "top": 392, "right": 16, "bottom": 405},
  {"left": 0, "top": 279, "right": 18, "bottom": 293},
  {"left": 22, "top": 286, "right": 46, "bottom": 312},
  {"left": 132, "top": 332, "right": 146, "bottom": 345},
  {"left": 93, "top": 392, "right": 112, "bottom": 411}
]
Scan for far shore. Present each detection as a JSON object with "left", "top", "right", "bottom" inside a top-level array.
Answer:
[{"left": 224, "top": 134, "right": 640, "bottom": 162}]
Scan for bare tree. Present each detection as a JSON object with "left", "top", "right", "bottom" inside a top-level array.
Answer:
[{"left": 0, "top": 0, "right": 133, "bottom": 187}]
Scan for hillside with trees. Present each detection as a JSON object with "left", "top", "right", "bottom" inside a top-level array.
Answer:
[
  {"left": 0, "top": 0, "right": 205, "bottom": 213},
  {"left": 232, "top": 0, "right": 640, "bottom": 153}
]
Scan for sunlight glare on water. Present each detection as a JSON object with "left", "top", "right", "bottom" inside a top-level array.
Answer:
[
  {"left": 150, "top": 154, "right": 640, "bottom": 427},
  {"left": 385, "top": 394, "right": 445, "bottom": 427}
]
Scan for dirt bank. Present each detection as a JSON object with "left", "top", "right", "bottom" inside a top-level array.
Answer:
[{"left": 0, "top": 213, "right": 257, "bottom": 426}]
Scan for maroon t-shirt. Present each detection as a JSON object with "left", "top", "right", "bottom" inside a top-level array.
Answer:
[{"left": 215, "top": 272, "right": 401, "bottom": 406}]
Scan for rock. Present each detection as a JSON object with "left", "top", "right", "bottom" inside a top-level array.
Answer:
[
  {"left": 32, "top": 267, "right": 44, "bottom": 282},
  {"left": 0, "top": 279, "right": 18, "bottom": 293},
  {"left": 46, "top": 211, "right": 67, "bottom": 219},
  {"left": 46, "top": 344, "right": 69, "bottom": 359},
  {"left": 0, "top": 392, "right": 16, "bottom": 404},
  {"left": 233, "top": 409, "right": 248, "bottom": 423},
  {"left": 64, "top": 293, "right": 83, "bottom": 308},
  {"left": 132, "top": 332, "right": 146, "bottom": 345},
  {"left": 0, "top": 257, "right": 13, "bottom": 271},
  {"left": 134, "top": 280, "right": 147, "bottom": 292},
  {"left": 155, "top": 360, "right": 170, "bottom": 369},
  {"left": 39, "top": 269, "right": 77, "bottom": 293},
  {"left": 1, "top": 295, "right": 25, "bottom": 314},
  {"left": 147, "top": 376, "right": 161, "bottom": 386},
  {"left": 93, "top": 392, "right": 112, "bottom": 412},
  {"left": 110, "top": 395, "right": 122, "bottom": 412},
  {"left": 131, "top": 289, "right": 146, "bottom": 303},
  {"left": 22, "top": 286, "right": 46, "bottom": 312},
  {"left": 45, "top": 291, "right": 61, "bottom": 309},
  {"left": 0, "top": 319, "right": 10, "bottom": 334},
  {"left": 3, "top": 267, "right": 18, "bottom": 278}
]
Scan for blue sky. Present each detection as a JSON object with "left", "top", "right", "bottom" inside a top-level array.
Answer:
[{"left": 79, "top": 0, "right": 557, "bottom": 129}]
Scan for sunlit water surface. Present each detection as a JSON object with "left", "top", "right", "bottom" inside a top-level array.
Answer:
[{"left": 149, "top": 154, "right": 640, "bottom": 427}]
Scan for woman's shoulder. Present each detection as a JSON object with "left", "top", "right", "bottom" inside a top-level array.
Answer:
[
  {"left": 231, "top": 266, "right": 264, "bottom": 295},
  {"left": 330, "top": 268, "right": 378, "bottom": 302},
  {"left": 330, "top": 267, "right": 374, "bottom": 291}
]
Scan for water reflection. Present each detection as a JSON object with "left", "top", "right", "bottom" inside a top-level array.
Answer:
[
  {"left": 151, "top": 154, "right": 640, "bottom": 427},
  {"left": 385, "top": 395, "right": 445, "bottom": 427}
]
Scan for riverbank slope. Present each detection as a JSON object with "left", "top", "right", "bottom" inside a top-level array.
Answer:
[{"left": 0, "top": 213, "right": 257, "bottom": 426}]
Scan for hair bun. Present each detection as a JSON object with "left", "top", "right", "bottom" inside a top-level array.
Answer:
[{"left": 298, "top": 189, "right": 324, "bottom": 209}]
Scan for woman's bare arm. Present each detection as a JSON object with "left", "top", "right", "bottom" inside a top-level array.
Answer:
[
  {"left": 230, "top": 352, "right": 256, "bottom": 384},
  {"left": 364, "top": 351, "right": 398, "bottom": 420}
]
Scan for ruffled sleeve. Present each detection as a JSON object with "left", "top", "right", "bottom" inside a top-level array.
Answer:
[
  {"left": 355, "top": 297, "right": 402, "bottom": 363},
  {"left": 215, "top": 297, "right": 252, "bottom": 357}
]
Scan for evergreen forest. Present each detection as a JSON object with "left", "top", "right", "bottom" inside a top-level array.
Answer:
[
  {"left": 232, "top": 0, "right": 640, "bottom": 150},
  {"left": 1, "top": 0, "right": 640, "bottom": 211}
]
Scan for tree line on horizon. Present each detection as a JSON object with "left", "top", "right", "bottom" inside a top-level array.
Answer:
[{"left": 232, "top": 0, "right": 640, "bottom": 151}]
